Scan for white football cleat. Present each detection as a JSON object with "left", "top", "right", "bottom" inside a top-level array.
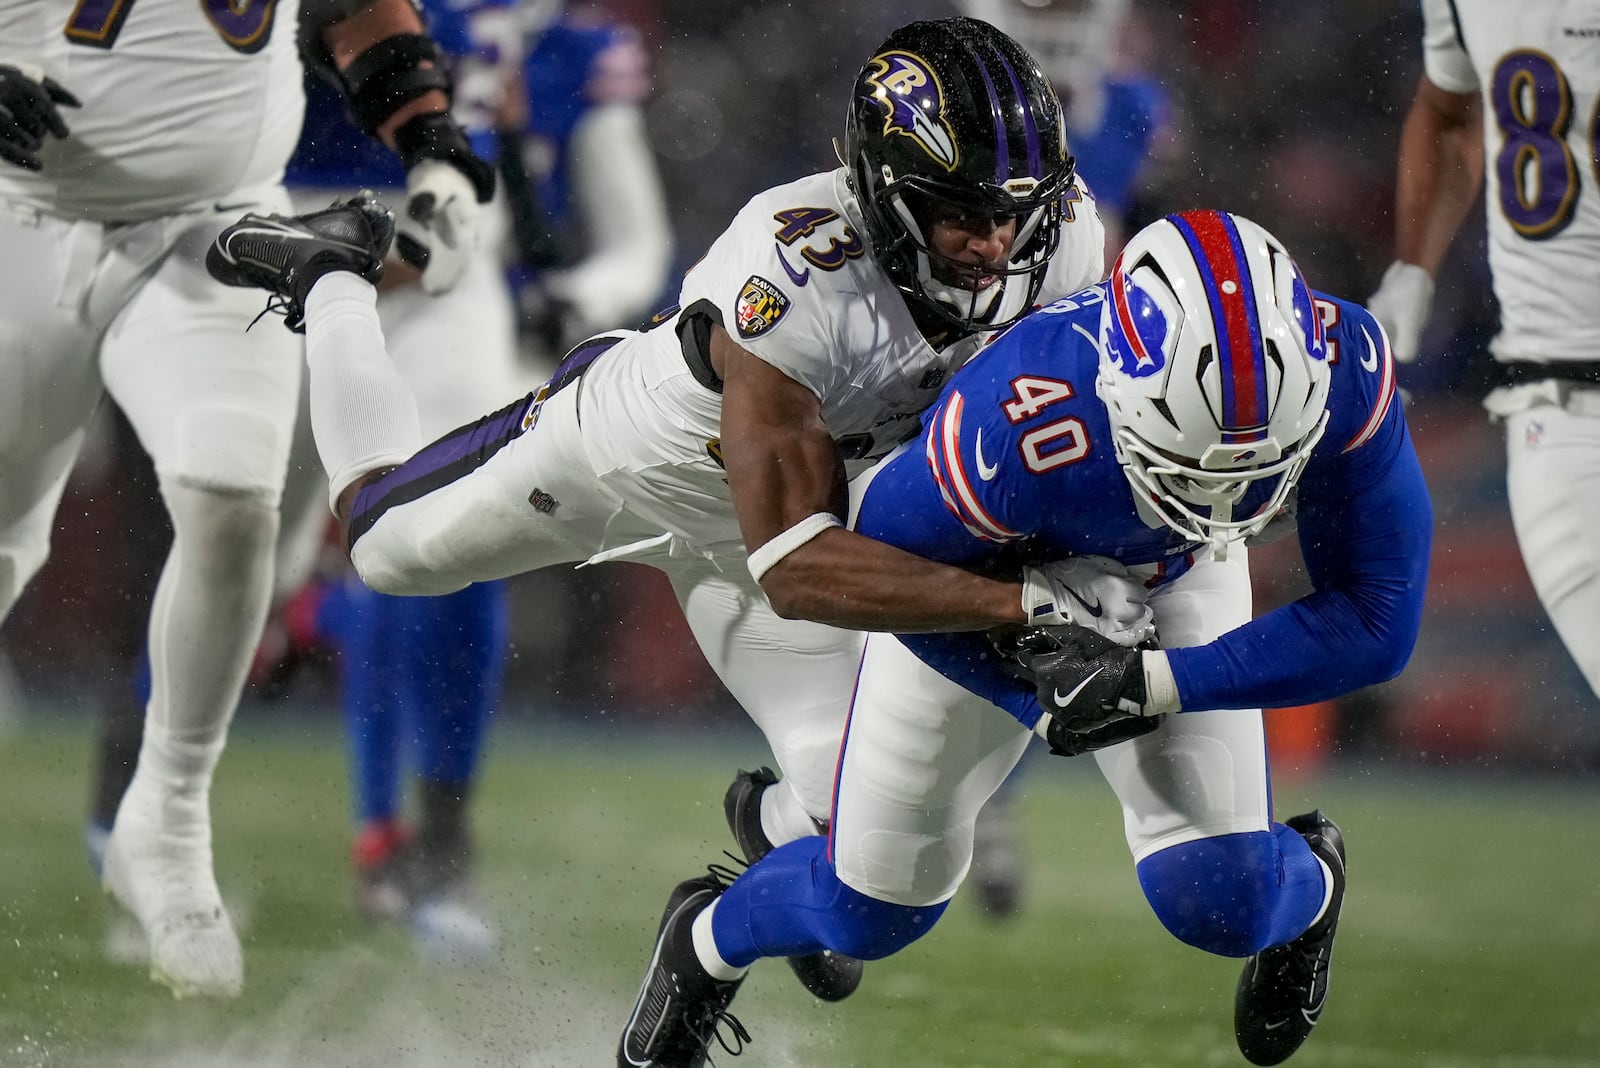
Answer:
[
  {"left": 409, "top": 894, "right": 499, "bottom": 967},
  {"left": 101, "top": 782, "right": 243, "bottom": 999}
]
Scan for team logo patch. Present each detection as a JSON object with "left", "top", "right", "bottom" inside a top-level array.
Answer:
[
  {"left": 863, "top": 50, "right": 959, "bottom": 172},
  {"left": 1107, "top": 268, "right": 1170, "bottom": 379},
  {"left": 735, "top": 275, "right": 791, "bottom": 339}
]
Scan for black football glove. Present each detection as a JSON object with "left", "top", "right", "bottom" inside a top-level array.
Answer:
[
  {"left": 992, "top": 624, "right": 1163, "bottom": 756},
  {"left": 0, "top": 63, "right": 79, "bottom": 171}
]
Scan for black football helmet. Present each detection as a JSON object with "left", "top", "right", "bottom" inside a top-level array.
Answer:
[{"left": 844, "top": 17, "right": 1077, "bottom": 334}]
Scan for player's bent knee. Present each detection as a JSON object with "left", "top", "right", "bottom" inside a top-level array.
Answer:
[
  {"left": 822, "top": 879, "right": 949, "bottom": 961},
  {"left": 1135, "top": 832, "right": 1282, "bottom": 958}
]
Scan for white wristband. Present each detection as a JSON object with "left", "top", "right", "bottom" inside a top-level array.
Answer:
[
  {"left": 1142, "top": 650, "right": 1182, "bottom": 715},
  {"left": 746, "top": 512, "right": 843, "bottom": 583}
]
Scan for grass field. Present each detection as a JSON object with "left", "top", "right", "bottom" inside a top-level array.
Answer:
[{"left": 2, "top": 711, "right": 1598, "bottom": 1068}]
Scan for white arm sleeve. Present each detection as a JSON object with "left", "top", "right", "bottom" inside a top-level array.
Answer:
[{"left": 539, "top": 105, "right": 675, "bottom": 334}]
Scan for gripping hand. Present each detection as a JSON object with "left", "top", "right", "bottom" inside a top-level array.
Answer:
[
  {"left": 1366, "top": 261, "right": 1434, "bottom": 363},
  {"left": 0, "top": 63, "right": 79, "bottom": 170},
  {"left": 1021, "top": 556, "right": 1155, "bottom": 647},
  {"left": 992, "top": 624, "right": 1161, "bottom": 756}
]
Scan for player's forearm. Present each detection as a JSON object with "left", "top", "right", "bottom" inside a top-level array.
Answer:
[
  {"left": 758, "top": 527, "right": 1025, "bottom": 632},
  {"left": 1393, "top": 78, "right": 1483, "bottom": 274},
  {"left": 319, "top": 0, "right": 450, "bottom": 148}
]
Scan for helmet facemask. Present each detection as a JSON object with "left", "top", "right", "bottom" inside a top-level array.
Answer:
[{"left": 874, "top": 168, "right": 1071, "bottom": 331}]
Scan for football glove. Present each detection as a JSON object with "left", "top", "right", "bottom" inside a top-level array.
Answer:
[
  {"left": 992, "top": 624, "right": 1162, "bottom": 757},
  {"left": 1366, "top": 261, "right": 1434, "bottom": 363},
  {"left": 1021, "top": 556, "right": 1156, "bottom": 648},
  {"left": 393, "top": 113, "right": 496, "bottom": 295},
  {"left": 0, "top": 63, "right": 79, "bottom": 171}
]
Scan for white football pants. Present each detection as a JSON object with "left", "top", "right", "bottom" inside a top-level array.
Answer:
[
  {"left": 830, "top": 547, "right": 1270, "bottom": 907},
  {"left": 0, "top": 190, "right": 300, "bottom": 744}
]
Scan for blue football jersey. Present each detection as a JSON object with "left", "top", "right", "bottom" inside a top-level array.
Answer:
[
  {"left": 1069, "top": 76, "right": 1169, "bottom": 219},
  {"left": 857, "top": 285, "right": 1431, "bottom": 726}
]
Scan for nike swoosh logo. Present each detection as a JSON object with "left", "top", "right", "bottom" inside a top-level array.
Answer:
[
  {"left": 1262, "top": 1019, "right": 1290, "bottom": 1031},
  {"left": 1066, "top": 588, "right": 1103, "bottom": 617},
  {"left": 975, "top": 428, "right": 999, "bottom": 481},
  {"left": 1360, "top": 326, "right": 1379, "bottom": 372},
  {"left": 214, "top": 201, "right": 256, "bottom": 214},
  {"left": 1053, "top": 666, "right": 1104, "bottom": 708},
  {"left": 774, "top": 243, "right": 810, "bottom": 286}
]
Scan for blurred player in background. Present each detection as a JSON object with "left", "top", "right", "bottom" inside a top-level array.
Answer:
[
  {"left": 2, "top": 0, "right": 494, "bottom": 997},
  {"left": 502, "top": 0, "right": 673, "bottom": 376},
  {"left": 271, "top": 0, "right": 670, "bottom": 964},
  {"left": 620, "top": 210, "right": 1431, "bottom": 1068},
  {"left": 956, "top": 0, "right": 1173, "bottom": 917},
  {"left": 1368, "top": 1, "right": 1600, "bottom": 704},
  {"left": 274, "top": 0, "right": 522, "bottom": 965},
  {"left": 207, "top": 15, "right": 1107, "bottom": 1007}
]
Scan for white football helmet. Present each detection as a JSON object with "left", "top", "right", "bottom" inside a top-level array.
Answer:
[{"left": 1096, "top": 210, "right": 1331, "bottom": 556}]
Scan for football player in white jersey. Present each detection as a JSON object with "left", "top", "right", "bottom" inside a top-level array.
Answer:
[
  {"left": 0, "top": 0, "right": 492, "bottom": 998},
  {"left": 208, "top": 15, "right": 1106, "bottom": 1003},
  {"left": 1368, "top": 0, "right": 1600, "bottom": 700}
]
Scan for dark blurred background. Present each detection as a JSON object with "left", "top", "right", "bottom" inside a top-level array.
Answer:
[{"left": 8, "top": 0, "right": 1597, "bottom": 775}]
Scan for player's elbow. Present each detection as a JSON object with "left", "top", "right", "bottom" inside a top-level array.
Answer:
[{"left": 757, "top": 571, "right": 813, "bottom": 621}]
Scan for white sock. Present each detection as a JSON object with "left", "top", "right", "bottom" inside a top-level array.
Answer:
[
  {"left": 761, "top": 778, "right": 823, "bottom": 849},
  {"left": 303, "top": 273, "right": 421, "bottom": 508},
  {"left": 124, "top": 723, "right": 223, "bottom": 827},
  {"left": 691, "top": 902, "right": 748, "bottom": 982}
]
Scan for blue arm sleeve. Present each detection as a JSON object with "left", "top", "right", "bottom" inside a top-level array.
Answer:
[{"left": 1166, "top": 415, "right": 1433, "bottom": 710}]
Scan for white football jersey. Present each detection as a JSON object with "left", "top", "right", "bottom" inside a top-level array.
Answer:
[
  {"left": 1423, "top": 0, "right": 1600, "bottom": 362},
  {"left": 0, "top": 0, "right": 304, "bottom": 221},
  {"left": 674, "top": 167, "right": 1104, "bottom": 475},
  {"left": 573, "top": 167, "right": 1104, "bottom": 553}
]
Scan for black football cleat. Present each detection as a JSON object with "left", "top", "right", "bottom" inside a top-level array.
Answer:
[
  {"left": 723, "top": 767, "right": 863, "bottom": 1002},
  {"left": 207, "top": 192, "right": 395, "bottom": 333},
  {"left": 1234, "top": 810, "right": 1347, "bottom": 1066},
  {"left": 618, "top": 874, "right": 750, "bottom": 1068}
]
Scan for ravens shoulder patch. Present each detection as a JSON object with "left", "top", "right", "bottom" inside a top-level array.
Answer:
[{"left": 735, "top": 275, "right": 791, "bottom": 339}]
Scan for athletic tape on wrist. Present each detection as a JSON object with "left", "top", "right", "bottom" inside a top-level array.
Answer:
[
  {"left": 746, "top": 512, "right": 842, "bottom": 583},
  {"left": 1142, "top": 650, "right": 1181, "bottom": 715}
]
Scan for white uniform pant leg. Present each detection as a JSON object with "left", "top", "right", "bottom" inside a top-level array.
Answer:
[
  {"left": 100, "top": 204, "right": 302, "bottom": 742},
  {"left": 348, "top": 379, "right": 648, "bottom": 595},
  {"left": 829, "top": 633, "right": 1031, "bottom": 907},
  {"left": 667, "top": 557, "right": 866, "bottom": 824},
  {"left": 1502, "top": 404, "right": 1600, "bottom": 697},
  {"left": 0, "top": 208, "right": 110, "bottom": 619},
  {"left": 1095, "top": 547, "right": 1271, "bottom": 863}
]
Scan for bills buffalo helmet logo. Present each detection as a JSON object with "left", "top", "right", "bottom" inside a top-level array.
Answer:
[
  {"left": 1105, "top": 256, "right": 1171, "bottom": 380},
  {"left": 735, "top": 276, "right": 791, "bottom": 339},
  {"left": 862, "top": 50, "right": 959, "bottom": 172}
]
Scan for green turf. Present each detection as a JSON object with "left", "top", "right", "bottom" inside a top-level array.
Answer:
[{"left": 1, "top": 715, "right": 1597, "bottom": 1067}]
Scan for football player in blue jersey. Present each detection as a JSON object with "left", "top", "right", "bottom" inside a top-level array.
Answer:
[
  {"left": 957, "top": 0, "right": 1177, "bottom": 915},
  {"left": 617, "top": 210, "right": 1432, "bottom": 1068}
]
